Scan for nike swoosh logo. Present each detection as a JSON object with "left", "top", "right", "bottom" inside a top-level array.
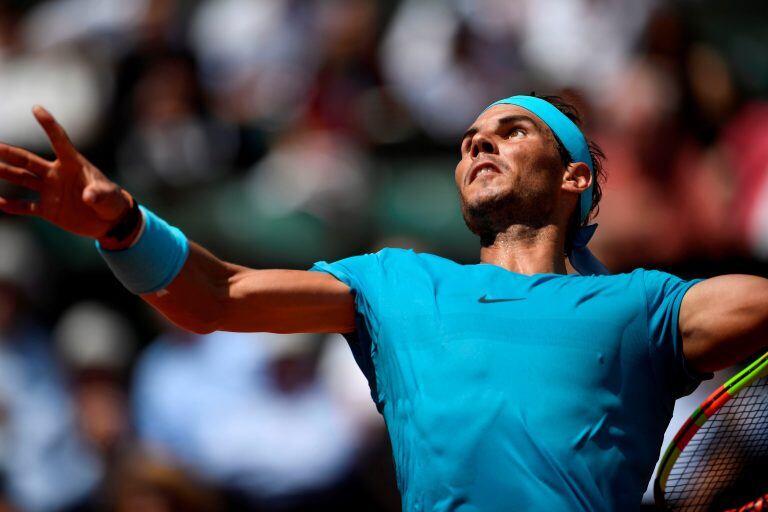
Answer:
[{"left": 478, "top": 295, "right": 525, "bottom": 303}]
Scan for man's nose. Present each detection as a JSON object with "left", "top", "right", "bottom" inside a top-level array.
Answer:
[{"left": 471, "top": 134, "right": 498, "bottom": 158}]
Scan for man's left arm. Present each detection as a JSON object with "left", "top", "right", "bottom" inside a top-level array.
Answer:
[{"left": 680, "top": 275, "right": 768, "bottom": 373}]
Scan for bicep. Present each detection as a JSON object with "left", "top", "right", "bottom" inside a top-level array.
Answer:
[
  {"left": 680, "top": 275, "right": 768, "bottom": 373},
  {"left": 222, "top": 267, "right": 356, "bottom": 334}
]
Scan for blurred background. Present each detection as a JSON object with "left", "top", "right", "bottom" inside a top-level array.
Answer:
[{"left": 0, "top": 0, "right": 767, "bottom": 510}]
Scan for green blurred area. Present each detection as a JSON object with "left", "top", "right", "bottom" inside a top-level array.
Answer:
[{"left": 684, "top": 0, "right": 768, "bottom": 94}]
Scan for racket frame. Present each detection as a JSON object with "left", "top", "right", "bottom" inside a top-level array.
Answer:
[{"left": 654, "top": 351, "right": 768, "bottom": 508}]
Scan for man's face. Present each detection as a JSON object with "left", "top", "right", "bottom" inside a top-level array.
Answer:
[{"left": 454, "top": 104, "right": 567, "bottom": 242}]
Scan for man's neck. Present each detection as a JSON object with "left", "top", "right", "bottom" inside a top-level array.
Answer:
[{"left": 479, "top": 224, "right": 567, "bottom": 275}]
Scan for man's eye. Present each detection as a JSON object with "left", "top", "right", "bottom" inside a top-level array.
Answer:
[{"left": 508, "top": 128, "right": 525, "bottom": 138}]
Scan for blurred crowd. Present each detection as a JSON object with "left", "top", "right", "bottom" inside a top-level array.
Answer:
[{"left": 1, "top": 0, "right": 767, "bottom": 510}]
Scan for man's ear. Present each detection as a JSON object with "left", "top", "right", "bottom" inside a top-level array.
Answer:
[{"left": 562, "top": 162, "right": 592, "bottom": 194}]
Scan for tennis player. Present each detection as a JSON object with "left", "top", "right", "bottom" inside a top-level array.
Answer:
[{"left": 1, "top": 96, "right": 766, "bottom": 511}]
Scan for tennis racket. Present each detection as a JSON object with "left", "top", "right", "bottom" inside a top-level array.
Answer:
[{"left": 654, "top": 351, "right": 768, "bottom": 511}]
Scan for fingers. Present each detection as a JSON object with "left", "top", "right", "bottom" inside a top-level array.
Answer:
[
  {"left": 0, "top": 196, "right": 39, "bottom": 216},
  {"left": 32, "top": 105, "right": 78, "bottom": 161},
  {"left": 0, "top": 162, "right": 43, "bottom": 192},
  {"left": 0, "top": 143, "right": 51, "bottom": 176}
]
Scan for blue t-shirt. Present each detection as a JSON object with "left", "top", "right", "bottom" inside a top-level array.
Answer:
[{"left": 310, "top": 248, "right": 708, "bottom": 511}]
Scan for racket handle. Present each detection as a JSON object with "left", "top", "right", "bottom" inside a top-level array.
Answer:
[{"left": 723, "top": 493, "right": 768, "bottom": 512}]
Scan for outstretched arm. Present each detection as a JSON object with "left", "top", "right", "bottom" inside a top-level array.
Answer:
[
  {"left": 143, "top": 242, "right": 355, "bottom": 334},
  {"left": 680, "top": 275, "right": 768, "bottom": 373},
  {"left": 0, "top": 107, "right": 355, "bottom": 335}
]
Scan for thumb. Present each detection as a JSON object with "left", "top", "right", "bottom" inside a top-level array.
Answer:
[{"left": 82, "top": 183, "right": 130, "bottom": 220}]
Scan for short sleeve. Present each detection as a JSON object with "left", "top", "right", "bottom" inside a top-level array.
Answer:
[
  {"left": 309, "top": 252, "right": 383, "bottom": 331},
  {"left": 642, "top": 270, "right": 712, "bottom": 398},
  {"left": 309, "top": 252, "right": 385, "bottom": 409}
]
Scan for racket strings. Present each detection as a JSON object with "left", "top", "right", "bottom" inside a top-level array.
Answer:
[{"left": 665, "top": 378, "right": 768, "bottom": 511}]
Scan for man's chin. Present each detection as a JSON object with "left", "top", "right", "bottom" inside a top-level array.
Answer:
[
  {"left": 462, "top": 185, "right": 510, "bottom": 206},
  {"left": 460, "top": 194, "right": 516, "bottom": 242},
  {"left": 462, "top": 189, "right": 514, "bottom": 214},
  {"left": 459, "top": 190, "right": 553, "bottom": 244}
]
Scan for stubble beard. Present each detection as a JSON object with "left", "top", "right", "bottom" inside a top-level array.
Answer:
[{"left": 460, "top": 187, "right": 554, "bottom": 247}]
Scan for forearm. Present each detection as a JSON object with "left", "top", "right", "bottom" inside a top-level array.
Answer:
[
  {"left": 142, "top": 241, "right": 238, "bottom": 334},
  {"left": 97, "top": 205, "right": 235, "bottom": 334},
  {"left": 98, "top": 202, "right": 355, "bottom": 334},
  {"left": 0, "top": 108, "right": 353, "bottom": 336}
]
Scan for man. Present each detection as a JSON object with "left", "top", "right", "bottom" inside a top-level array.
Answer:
[{"left": 1, "top": 95, "right": 767, "bottom": 511}]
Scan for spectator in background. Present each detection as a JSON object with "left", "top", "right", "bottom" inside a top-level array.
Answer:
[
  {"left": 188, "top": 0, "right": 316, "bottom": 127},
  {"left": 381, "top": 0, "right": 520, "bottom": 141},
  {"left": 304, "top": 0, "right": 414, "bottom": 148},
  {"left": 109, "top": 451, "right": 222, "bottom": 512},
  {"left": 246, "top": 126, "right": 372, "bottom": 228},
  {"left": 516, "top": 0, "right": 657, "bottom": 100},
  {"left": 18, "top": 0, "right": 150, "bottom": 57},
  {"left": 588, "top": 8, "right": 763, "bottom": 270},
  {"left": 54, "top": 300, "right": 138, "bottom": 509},
  {"left": 116, "top": 52, "right": 237, "bottom": 195},
  {"left": 683, "top": 43, "right": 768, "bottom": 262},
  {"left": 588, "top": 54, "right": 698, "bottom": 268},
  {"left": 380, "top": 0, "right": 656, "bottom": 143},
  {"left": 725, "top": 101, "right": 768, "bottom": 259},
  {"left": 0, "top": 2, "right": 108, "bottom": 154},
  {"left": 0, "top": 222, "right": 101, "bottom": 512},
  {"left": 133, "top": 325, "right": 386, "bottom": 511},
  {"left": 303, "top": 0, "right": 381, "bottom": 136}
]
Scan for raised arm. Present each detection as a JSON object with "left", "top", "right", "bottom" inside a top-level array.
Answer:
[
  {"left": 680, "top": 275, "right": 768, "bottom": 373},
  {"left": 143, "top": 242, "right": 355, "bottom": 334},
  {"left": 0, "top": 107, "right": 355, "bottom": 335}
]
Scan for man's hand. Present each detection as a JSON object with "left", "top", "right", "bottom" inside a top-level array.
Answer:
[
  {"left": 0, "top": 106, "right": 130, "bottom": 238},
  {"left": 1, "top": 106, "right": 356, "bottom": 336}
]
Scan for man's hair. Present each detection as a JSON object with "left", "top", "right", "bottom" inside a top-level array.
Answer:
[{"left": 532, "top": 94, "right": 607, "bottom": 252}]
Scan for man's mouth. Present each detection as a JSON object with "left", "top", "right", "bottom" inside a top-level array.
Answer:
[{"left": 468, "top": 161, "right": 502, "bottom": 184}]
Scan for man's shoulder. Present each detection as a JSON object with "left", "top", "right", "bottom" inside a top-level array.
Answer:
[
  {"left": 586, "top": 268, "right": 701, "bottom": 315},
  {"left": 617, "top": 267, "right": 695, "bottom": 290},
  {"left": 312, "top": 248, "right": 453, "bottom": 282},
  {"left": 591, "top": 267, "right": 683, "bottom": 284},
  {"left": 371, "top": 247, "right": 457, "bottom": 266}
]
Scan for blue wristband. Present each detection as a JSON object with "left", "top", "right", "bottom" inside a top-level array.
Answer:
[{"left": 96, "top": 206, "right": 189, "bottom": 294}]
